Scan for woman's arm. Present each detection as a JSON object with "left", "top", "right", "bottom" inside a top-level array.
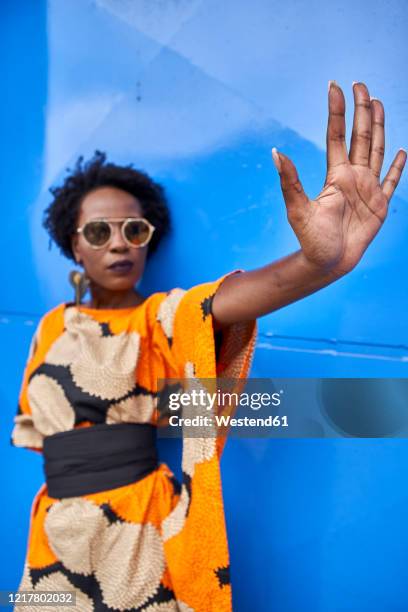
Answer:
[
  {"left": 212, "top": 250, "right": 338, "bottom": 326},
  {"left": 212, "top": 81, "right": 406, "bottom": 328}
]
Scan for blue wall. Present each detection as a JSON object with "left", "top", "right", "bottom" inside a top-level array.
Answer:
[{"left": 2, "top": 1, "right": 407, "bottom": 610}]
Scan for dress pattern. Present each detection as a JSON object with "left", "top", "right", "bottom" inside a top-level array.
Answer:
[{"left": 11, "top": 269, "right": 257, "bottom": 611}]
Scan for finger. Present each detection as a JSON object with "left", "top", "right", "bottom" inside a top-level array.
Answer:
[
  {"left": 381, "top": 149, "right": 407, "bottom": 202},
  {"left": 327, "top": 80, "right": 348, "bottom": 169},
  {"left": 272, "top": 148, "right": 309, "bottom": 224},
  {"left": 369, "top": 97, "right": 385, "bottom": 178},
  {"left": 349, "top": 82, "right": 372, "bottom": 166}
]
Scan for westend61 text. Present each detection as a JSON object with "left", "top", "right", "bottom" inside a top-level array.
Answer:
[{"left": 168, "top": 415, "right": 288, "bottom": 427}]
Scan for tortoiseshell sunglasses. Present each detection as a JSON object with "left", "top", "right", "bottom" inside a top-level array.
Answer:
[{"left": 76, "top": 217, "right": 156, "bottom": 249}]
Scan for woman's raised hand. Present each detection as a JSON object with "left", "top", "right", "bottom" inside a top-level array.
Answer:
[{"left": 272, "top": 81, "right": 407, "bottom": 277}]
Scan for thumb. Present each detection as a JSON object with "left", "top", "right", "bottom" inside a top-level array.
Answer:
[{"left": 272, "top": 148, "right": 309, "bottom": 225}]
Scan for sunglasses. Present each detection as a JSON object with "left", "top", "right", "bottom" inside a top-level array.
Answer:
[{"left": 76, "top": 217, "right": 156, "bottom": 249}]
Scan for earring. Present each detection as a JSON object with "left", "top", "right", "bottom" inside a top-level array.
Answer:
[{"left": 69, "top": 268, "right": 90, "bottom": 306}]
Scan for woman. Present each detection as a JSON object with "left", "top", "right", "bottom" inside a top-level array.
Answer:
[{"left": 12, "top": 82, "right": 406, "bottom": 611}]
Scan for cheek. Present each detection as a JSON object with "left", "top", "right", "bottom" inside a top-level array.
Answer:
[
  {"left": 131, "top": 252, "right": 148, "bottom": 277},
  {"left": 80, "top": 248, "right": 104, "bottom": 273},
  {"left": 138, "top": 248, "right": 148, "bottom": 266}
]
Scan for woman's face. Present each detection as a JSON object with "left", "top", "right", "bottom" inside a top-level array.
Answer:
[{"left": 71, "top": 186, "right": 148, "bottom": 292}]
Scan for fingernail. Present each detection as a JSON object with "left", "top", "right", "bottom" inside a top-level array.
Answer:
[
  {"left": 352, "top": 81, "right": 359, "bottom": 87},
  {"left": 271, "top": 148, "right": 282, "bottom": 173},
  {"left": 328, "top": 80, "right": 337, "bottom": 92},
  {"left": 370, "top": 96, "right": 380, "bottom": 101}
]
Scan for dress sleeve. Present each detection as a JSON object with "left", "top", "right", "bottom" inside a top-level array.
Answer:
[
  {"left": 156, "top": 269, "right": 258, "bottom": 458},
  {"left": 10, "top": 317, "right": 45, "bottom": 453}
]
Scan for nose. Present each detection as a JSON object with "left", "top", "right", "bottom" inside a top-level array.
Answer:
[{"left": 108, "top": 222, "right": 129, "bottom": 251}]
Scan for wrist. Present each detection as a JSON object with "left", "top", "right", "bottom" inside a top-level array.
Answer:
[{"left": 297, "top": 250, "right": 346, "bottom": 284}]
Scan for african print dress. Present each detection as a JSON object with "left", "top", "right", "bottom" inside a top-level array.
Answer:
[{"left": 11, "top": 269, "right": 257, "bottom": 612}]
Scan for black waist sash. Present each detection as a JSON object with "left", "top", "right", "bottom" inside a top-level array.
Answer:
[{"left": 43, "top": 423, "right": 158, "bottom": 499}]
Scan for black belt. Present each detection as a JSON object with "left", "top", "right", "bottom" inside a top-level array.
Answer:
[{"left": 43, "top": 422, "right": 158, "bottom": 499}]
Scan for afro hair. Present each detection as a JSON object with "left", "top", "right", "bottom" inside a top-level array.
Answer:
[{"left": 42, "top": 150, "right": 171, "bottom": 262}]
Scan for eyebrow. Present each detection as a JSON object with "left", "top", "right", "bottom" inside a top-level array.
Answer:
[{"left": 83, "top": 216, "right": 144, "bottom": 222}]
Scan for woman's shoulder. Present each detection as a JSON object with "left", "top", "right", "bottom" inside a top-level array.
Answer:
[
  {"left": 31, "top": 303, "right": 68, "bottom": 345},
  {"left": 28, "top": 303, "right": 64, "bottom": 334},
  {"left": 143, "top": 288, "right": 187, "bottom": 335}
]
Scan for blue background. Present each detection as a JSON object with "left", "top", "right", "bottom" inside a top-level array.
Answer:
[{"left": 2, "top": 1, "right": 407, "bottom": 610}]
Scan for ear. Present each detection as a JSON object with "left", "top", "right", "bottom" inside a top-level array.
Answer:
[{"left": 71, "top": 234, "right": 81, "bottom": 265}]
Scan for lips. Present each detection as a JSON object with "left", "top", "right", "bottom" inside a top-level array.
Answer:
[{"left": 108, "top": 259, "right": 134, "bottom": 270}]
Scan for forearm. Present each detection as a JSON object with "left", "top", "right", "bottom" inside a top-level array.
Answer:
[{"left": 212, "top": 250, "right": 342, "bottom": 327}]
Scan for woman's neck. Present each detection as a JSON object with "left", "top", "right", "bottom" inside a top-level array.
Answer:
[{"left": 83, "top": 287, "right": 145, "bottom": 309}]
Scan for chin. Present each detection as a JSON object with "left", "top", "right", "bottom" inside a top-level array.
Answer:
[{"left": 102, "top": 278, "right": 137, "bottom": 290}]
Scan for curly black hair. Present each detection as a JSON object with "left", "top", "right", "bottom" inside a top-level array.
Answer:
[{"left": 42, "top": 150, "right": 171, "bottom": 262}]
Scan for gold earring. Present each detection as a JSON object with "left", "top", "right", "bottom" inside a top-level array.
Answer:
[{"left": 69, "top": 268, "right": 90, "bottom": 306}]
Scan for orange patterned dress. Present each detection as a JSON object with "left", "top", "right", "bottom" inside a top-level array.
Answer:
[{"left": 11, "top": 269, "right": 257, "bottom": 612}]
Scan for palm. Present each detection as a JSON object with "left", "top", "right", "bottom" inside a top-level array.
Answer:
[
  {"left": 272, "top": 82, "right": 406, "bottom": 277},
  {"left": 303, "top": 163, "right": 386, "bottom": 273}
]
